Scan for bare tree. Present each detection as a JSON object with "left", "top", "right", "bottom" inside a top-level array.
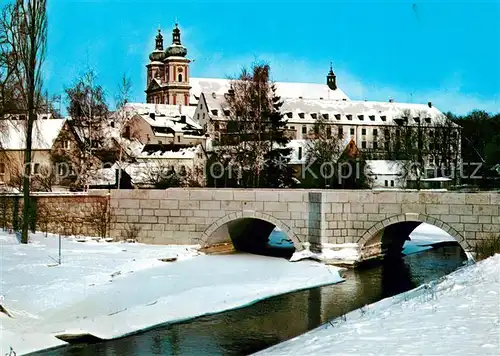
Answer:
[
  {"left": 113, "top": 74, "right": 133, "bottom": 189},
  {"left": 65, "top": 69, "right": 109, "bottom": 190},
  {"left": 0, "top": 0, "right": 47, "bottom": 243}
]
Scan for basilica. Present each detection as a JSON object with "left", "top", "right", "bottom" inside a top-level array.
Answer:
[{"left": 132, "top": 24, "right": 459, "bottom": 189}]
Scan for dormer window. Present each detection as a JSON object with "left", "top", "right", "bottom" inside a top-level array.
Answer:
[
  {"left": 286, "top": 112, "right": 292, "bottom": 118},
  {"left": 322, "top": 113, "right": 329, "bottom": 120},
  {"left": 223, "top": 109, "right": 230, "bottom": 116},
  {"left": 358, "top": 115, "right": 364, "bottom": 121},
  {"left": 413, "top": 117, "right": 420, "bottom": 123},
  {"left": 298, "top": 112, "right": 305, "bottom": 119},
  {"left": 311, "top": 113, "right": 317, "bottom": 119},
  {"left": 381, "top": 115, "right": 387, "bottom": 121},
  {"left": 346, "top": 114, "right": 352, "bottom": 121},
  {"left": 211, "top": 109, "right": 218, "bottom": 116},
  {"left": 425, "top": 117, "right": 431, "bottom": 124},
  {"left": 335, "top": 114, "right": 341, "bottom": 120},
  {"left": 369, "top": 115, "right": 375, "bottom": 121}
]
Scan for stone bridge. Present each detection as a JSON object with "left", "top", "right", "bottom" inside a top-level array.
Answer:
[{"left": 110, "top": 189, "right": 500, "bottom": 264}]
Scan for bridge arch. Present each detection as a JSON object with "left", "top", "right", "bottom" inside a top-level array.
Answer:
[
  {"left": 357, "top": 213, "right": 470, "bottom": 261},
  {"left": 201, "top": 211, "right": 304, "bottom": 253}
]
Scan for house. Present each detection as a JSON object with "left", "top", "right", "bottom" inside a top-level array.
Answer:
[{"left": 0, "top": 118, "right": 66, "bottom": 189}]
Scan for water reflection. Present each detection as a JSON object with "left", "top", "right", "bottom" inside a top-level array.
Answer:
[{"left": 34, "top": 244, "right": 466, "bottom": 356}]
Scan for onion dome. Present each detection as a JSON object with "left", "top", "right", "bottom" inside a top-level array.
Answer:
[
  {"left": 149, "top": 28, "right": 166, "bottom": 61},
  {"left": 165, "top": 23, "right": 188, "bottom": 58}
]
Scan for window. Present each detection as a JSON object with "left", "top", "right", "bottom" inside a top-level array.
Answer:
[
  {"left": 200, "top": 104, "right": 203, "bottom": 110},
  {"left": 385, "top": 180, "right": 388, "bottom": 187},
  {"left": 381, "top": 115, "right": 387, "bottom": 122},
  {"left": 311, "top": 113, "right": 317, "bottom": 119},
  {"left": 361, "top": 141, "right": 367, "bottom": 149},
  {"left": 358, "top": 115, "right": 364, "bottom": 121},
  {"left": 0, "top": 162, "right": 5, "bottom": 174},
  {"left": 390, "top": 180, "right": 395, "bottom": 187},
  {"left": 298, "top": 113, "right": 305, "bottom": 119},
  {"left": 384, "top": 128, "right": 390, "bottom": 137},
  {"left": 322, "top": 113, "right": 329, "bottom": 120},
  {"left": 110, "top": 121, "right": 115, "bottom": 128},
  {"left": 202, "top": 113, "right": 205, "bottom": 121},
  {"left": 33, "top": 163, "right": 40, "bottom": 174},
  {"left": 302, "top": 126, "right": 307, "bottom": 134},
  {"left": 338, "top": 127, "right": 343, "bottom": 137},
  {"left": 177, "top": 136, "right": 180, "bottom": 143},
  {"left": 63, "top": 140, "right": 71, "bottom": 149},
  {"left": 326, "top": 126, "right": 332, "bottom": 138},
  {"left": 290, "top": 126, "right": 295, "bottom": 130},
  {"left": 350, "top": 128, "right": 355, "bottom": 135},
  {"left": 197, "top": 113, "right": 200, "bottom": 120},
  {"left": 429, "top": 130, "right": 434, "bottom": 137},
  {"left": 298, "top": 147, "right": 303, "bottom": 160},
  {"left": 373, "top": 129, "right": 378, "bottom": 136},
  {"left": 346, "top": 114, "right": 352, "bottom": 121},
  {"left": 214, "top": 122, "right": 220, "bottom": 131},
  {"left": 335, "top": 114, "right": 341, "bottom": 120},
  {"left": 178, "top": 74, "right": 183, "bottom": 82},
  {"left": 373, "top": 141, "right": 378, "bottom": 150},
  {"left": 425, "top": 117, "right": 431, "bottom": 124},
  {"left": 361, "top": 128, "right": 366, "bottom": 135},
  {"left": 369, "top": 115, "right": 375, "bottom": 121}
]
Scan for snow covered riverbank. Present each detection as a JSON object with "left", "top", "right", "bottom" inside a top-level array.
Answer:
[
  {"left": 257, "top": 254, "right": 500, "bottom": 355},
  {"left": 0, "top": 231, "right": 343, "bottom": 355}
]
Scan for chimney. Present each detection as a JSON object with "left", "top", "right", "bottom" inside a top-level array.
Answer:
[{"left": 428, "top": 101, "right": 432, "bottom": 108}]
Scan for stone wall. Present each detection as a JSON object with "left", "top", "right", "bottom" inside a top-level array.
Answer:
[{"left": 0, "top": 192, "right": 110, "bottom": 238}]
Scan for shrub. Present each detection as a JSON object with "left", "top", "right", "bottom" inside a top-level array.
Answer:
[{"left": 474, "top": 234, "right": 500, "bottom": 260}]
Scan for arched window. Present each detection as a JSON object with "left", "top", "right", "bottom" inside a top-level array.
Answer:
[{"left": 178, "top": 73, "right": 183, "bottom": 82}]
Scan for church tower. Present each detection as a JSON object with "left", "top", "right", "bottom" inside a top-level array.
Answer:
[
  {"left": 145, "top": 24, "right": 191, "bottom": 106},
  {"left": 327, "top": 62, "right": 337, "bottom": 90}
]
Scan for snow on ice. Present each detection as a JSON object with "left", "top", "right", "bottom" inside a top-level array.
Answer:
[
  {"left": 257, "top": 254, "right": 500, "bottom": 356},
  {"left": 0, "top": 231, "right": 343, "bottom": 355}
]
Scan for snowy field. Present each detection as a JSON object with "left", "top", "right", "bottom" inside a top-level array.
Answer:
[
  {"left": 0, "top": 231, "right": 343, "bottom": 355},
  {"left": 257, "top": 254, "right": 500, "bottom": 355}
]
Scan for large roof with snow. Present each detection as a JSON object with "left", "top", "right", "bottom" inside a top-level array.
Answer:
[
  {"left": 197, "top": 93, "right": 454, "bottom": 127},
  {"left": 0, "top": 119, "right": 66, "bottom": 150},
  {"left": 189, "top": 77, "right": 350, "bottom": 105}
]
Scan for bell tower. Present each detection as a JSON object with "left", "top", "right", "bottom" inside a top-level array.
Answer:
[
  {"left": 327, "top": 62, "right": 337, "bottom": 91},
  {"left": 163, "top": 23, "right": 191, "bottom": 106}
]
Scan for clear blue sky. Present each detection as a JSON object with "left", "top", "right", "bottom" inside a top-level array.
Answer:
[{"left": 42, "top": 0, "right": 499, "bottom": 115}]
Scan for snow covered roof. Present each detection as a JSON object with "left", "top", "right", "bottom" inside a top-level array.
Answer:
[
  {"left": 189, "top": 77, "right": 350, "bottom": 105},
  {"left": 0, "top": 119, "right": 66, "bottom": 150},
  {"left": 137, "top": 145, "right": 202, "bottom": 159},
  {"left": 124, "top": 103, "right": 201, "bottom": 131},
  {"left": 280, "top": 98, "right": 452, "bottom": 126}
]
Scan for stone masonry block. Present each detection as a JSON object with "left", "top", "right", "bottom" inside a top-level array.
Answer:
[
  {"left": 140, "top": 216, "right": 157, "bottom": 224},
  {"left": 213, "top": 190, "right": 234, "bottom": 201},
  {"left": 464, "top": 223, "right": 482, "bottom": 232},
  {"left": 373, "top": 192, "right": 397, "bottom": 204},
  {"left": 460, "top": 215, "right": 478, "bottom": 223},
  {"left": 179, "top": 200, "right": 200, "bottom": 210},
  {"left": 189, "top": 190, "right": 214, "bottom": 201},
  {"left": 140, "top": 199, "right": 159, "bottom": 209},
  {"left": 200, "top": 201, "right": 221, "bottom": 210},
  {"left": 396, "top": 192, "right": 419, "bottom": 204},
  {"left": 119, "top": 199, "right": 140, "bottom": 209},
  {"left": 450, "top": 205, "right": 473, "bottom": 215},
  {"left": 426, "top": 204, "right": 449, "bottom": 215},
  {"left": 255, "top": 190, "right": 280, "bottom": 202},
  {"left": 233, "top": 191, "right": 256, "bottom": 201},
  {"left": 166, "top": 189, "right": 190, "bottom": 200},
  {"left": 160, "top": 200, "right": 179, "bottom": 210},
  {"left": 439, "top": 215, "right": 459, "bottom": 223},
  {"left": 465, "top": 194, "right": 490, "bottom": 205},
  {"left": 473, "top": 205, "right": 498, "bottom": 216},
  {"left": 279, "top": 190, "right": 305, "bottom": 202},
  {"left": 379, "top": 203, "right": 402, "bottom": 214},
  {"left": 264, "top": 202, "right": 287, "bottom": 212},
  {"left": 363, "top": 204, "right": 378, "bottom": 214}
]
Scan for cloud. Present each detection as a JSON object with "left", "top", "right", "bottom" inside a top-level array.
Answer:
[{"left": 194, "top": 52, "right": 499, "bottom": 116}]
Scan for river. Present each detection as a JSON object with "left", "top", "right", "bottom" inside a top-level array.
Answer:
[{"left": 32, "top": 239, "right": 467, "bottom": 356}]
